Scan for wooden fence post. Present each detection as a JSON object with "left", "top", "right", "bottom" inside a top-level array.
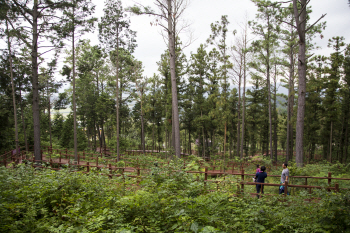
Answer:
[
  {"left": 241, "top": 169, "right": 245, "bottom": 193},
  {"left": 87, "top": 162, "right": 90, "bottom": 172},
  {"left": 284, "top": 181, "right": 288, "bottom": 196},
  {"left": 328, "top": 172, "right": 332, "bottom": 191},
  {"left": 204, "top": 167, "right": 208, "bottom": 189},
  {"left": 328, "top": 172, "right": 332, "bottom": 185},
  {"left": 335, "top": 183, "right": 339, "bottom": 192},
  {"left": 96, "top": 157, "right": 98, "bottom": 167},
  {"left": 65, "top": 148, "right": 68, "bottom": 159}
]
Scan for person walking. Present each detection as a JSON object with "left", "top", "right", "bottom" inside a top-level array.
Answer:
[
  {"left": 254, "top": 166, "right": 267, "bottom": 198},
  {"left": 279, "top": 163, "right": 289, "bottom": 195}
]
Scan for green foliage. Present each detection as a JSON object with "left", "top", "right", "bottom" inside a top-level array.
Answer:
[
  {"left": 59, "top": 113, "right": 88, "bottom": 150},
  {"left": 108, "top": 135, "right": 131, "bottom": 153},
  {"left": 52, "top": 112, "right": 64, "bottom": 141},
  {"left": 1, "top": 161, "right": 350, "bottom": 232}
]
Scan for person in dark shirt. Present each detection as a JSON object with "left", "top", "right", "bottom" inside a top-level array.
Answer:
[{"left": 254, "top": 166, "right": 267, "bottom": 198}]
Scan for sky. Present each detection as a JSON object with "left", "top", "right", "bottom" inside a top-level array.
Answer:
[
  {"left": 1, "top": 0, "right": 349, "bottom": 95},
  {"left": 81, "top": 0, "right": 350, "bottom": 80}
]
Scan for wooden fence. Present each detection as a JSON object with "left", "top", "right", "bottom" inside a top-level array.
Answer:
[
  {"left": 1, "top": 146, "right": 266, "bottom": 172},
  {"left": 188, "top": 168, "right": 349, "bottom": 197},
  {"left": 1, "top": 146, "right": 349, "bottom": 198}
]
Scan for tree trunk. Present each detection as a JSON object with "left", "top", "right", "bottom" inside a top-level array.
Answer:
[
  {"left": 286, "top": 47, "right": 295, "bottom": 163},
  {"left": 97, "top": 123, "right": 102, "bottom": 150},
  {"left": 168, "top": 0, "right": 181, "bottom": 158},
  {"left": 47, "top": 80, "right": 52, "bottom": 148},
  {"left": 339, "top": 118, "right": 345, "bottom": 162},
  {"left": 198, "top": 127, "right": 201, "bottom": 157},
  {"left": 293, "top": 0, "right": 307, "bottom": 167},
  {"left": 311, "top": 142, "right": 316, "bottom": 161},
  {"left": 101, "top": 121, "right": 106, "bottom": 151},
  {"left": 329, "top": 121, "right": 333, "bottom": 163},
  {"left": 87, "top": 127, "right": 92, "bottom": 150},
  {"left": 184, "top": 128, "right": 186, "bottom": 154},
  {"left": 19, "top": 88, "right": 28, "bottom": 151},
  {"left": 237, "top": 75, "right": 241, "bottom": 158},
  {"left": 274, "top": 64, "right": 278, "bottom": 162},
  {"left": 94, "top": 121, "right": 97, "bottom": 149},
  {"left": 189, "top": 129, "right": 191, "bottom": 155},
  {"left": 172, "top": 108, "right": 175, "bottom": 149},
  {"left": 241, "top": 71, "right": 246, "bottom": 159},
  {"left": 152, "top": 110, "right": 155, "bottom": 151},
  {"left": 141, "top": 95, "right": 145, "bottom": 155},
  {"left": 32, "top": 2, "right": 41, "bottom": 163},
  {"left": 7, "top": 20, "right": 19, "bottom": 159},
  {"left": 344, "top": 119, "right": 349, "bottom": 163},
  {"left": 267, "top": 67, "right": 272, "bottom": 161},
  {"left": 266, "top": 15, "right": 273, "bottom": 161},
  {"left": 72, "top": 4, "right": 78, "bottom": 162},
  {"left": 157, "top": 120, "right": 161, "bottom": 152},
  {"left": 116, "top": 31, "right": 120, "bottom": 161},
  {"left": 201, "top": 110, "right": 205, "bottom": 158}
]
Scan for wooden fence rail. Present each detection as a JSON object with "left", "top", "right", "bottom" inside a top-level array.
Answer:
[
  {"left": 188, "top": 168, "right": 349, "bottom": 196},
  {"left": 1, "top": 155, "right": 349, "bottom": 198},
  {"left": 1, "top": 146, "right": 283, "bottom": 173},
  {"left": 2, "top": 147, "right": 350, "bottom": 198}
]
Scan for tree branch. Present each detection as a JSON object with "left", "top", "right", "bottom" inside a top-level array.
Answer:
[
  {"left": 6, "top": 17, "right": 31, "bottom": 48},
  {"left": 12, "top": 0, "right": 34, "bottom": 25},
  {"left": 155, "top": 0, "right": 169, "bottom": 13},
  {"left": 275, "top": 0, "right": 293, "bottom": 4},
  {"left": 159, "top": 23, "right": 170, "bottom": 33},
  {"left": 141, "top": 11, "right": 167, "bottom": 20},
  {"left": 38, "top": 47, "right": 61, "bottom": 57},
  {"left": 305, "top": 14, "right": 326, "bottom": 33},
  {"left": 306, "top": 53, "right": 314, "bottom": 60},
  {"left": 277, "top": 18, "right": 297, "bottom": 29}
]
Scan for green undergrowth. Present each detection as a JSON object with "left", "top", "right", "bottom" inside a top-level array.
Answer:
[{"left": 1, "top": 160, "right": 350, "bottom": 233}]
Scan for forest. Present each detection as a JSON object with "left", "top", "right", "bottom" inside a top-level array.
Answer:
[
  {"left": 1, "top": 0, "right": 350, "bottom": 232},
  {"left": 0, "top": 0, "right": 350, "bottom": 166}
]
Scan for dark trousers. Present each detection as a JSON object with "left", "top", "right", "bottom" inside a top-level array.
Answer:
[
  {"left": 279, "top": 186, "right": 288, "bottom": 195},
  {"left": 256, "top": 184, "right": 264, "bottom": 198}
]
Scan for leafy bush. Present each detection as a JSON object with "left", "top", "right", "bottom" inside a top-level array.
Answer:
[{"left": 0, "top": 162, "right": 350, "bottom": 232}]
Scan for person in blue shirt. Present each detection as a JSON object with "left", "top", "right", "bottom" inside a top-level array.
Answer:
[{"left": 254, "top": 166, "right": 267, "bottom": 198}]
